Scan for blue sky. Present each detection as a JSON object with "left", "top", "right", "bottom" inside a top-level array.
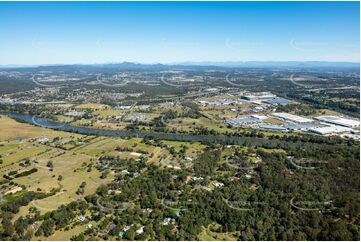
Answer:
[{"left": 0, "top": 1, "right": 359, "bottom": 65}]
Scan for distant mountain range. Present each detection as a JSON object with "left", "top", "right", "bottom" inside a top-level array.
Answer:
[
  {"left": 174, "top": 61, "right": 360, "bottom": 68},
  {"left": 0, "top": 61, "right": 359, "bottom": 71}
]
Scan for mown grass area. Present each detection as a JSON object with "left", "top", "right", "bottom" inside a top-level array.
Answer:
[
  {"left": 93, "top": 109, "right": 124, "bottom": 117},
  {"left": 0, "top": 143, "right": 19, "bottom": 154},
  {"left": 0, "top": 144, "right": 47, "bottom": 167},
  {"left": 70, "top": 119, "right": 128, "bottom": 131},
  {"left": 0, "top": 116, "right": 110, "bottom": 221},
  {"left": 160, "top": 140, "right": 202, "bottom": 152},
  {"left": 74, "top": 137, "right": 116, "bottom": 156},
  {"left": 198, "top": 225, "right": 238, "bottom": 241},
  {"left": 44, "top": 222, "right": 94, "bottom": 241},
  {"left": 166, "top": 117, "right": 232, "bottom": 133},
  {"left": 201, "top": 109, "right": 241, "bottom": 120},
  {"left": 264, "top": 117, "right": 284, "bottom": 125},
  {"left": 74, "top": 103, "right": 111, "bottom": 110},
  {"left": 45, "top": 103, "right": 74, "bottom": 109},
  {"left": 74, "top": 137, "right": 155, "bottom": 157},
  {"left": 1, "top": 190, "right": 29, "bottom": 203},
  {"left": 313, "top": 108, "right": 340, "bottom": 116},
  {"left": 160, "top": 140, "right": 205, "bottom": 159},
  {"left": 14, "top": 150, "right": 105, "bottom": 218},
  {"left": 257, "top": 147, "right": 286, "bottom": 154},
  {"left": 0, "top": 115, "right": 83, "bottom": 141}
]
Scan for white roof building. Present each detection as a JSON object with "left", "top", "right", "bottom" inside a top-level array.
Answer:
[
  {"left": 65, "top": 110, "right": 85, "bottom": 117},
  {"left": 212, "top": 181, "right": 224, "bottom": 188},
  {"left": 123, "top": 224, "right": 133, "bottom": 232},
  {"left": 308, "top": 126, "right": 351, "bottom": 135},
  {"left": 314, "top": 116, "right": 360, "bottom": 128},
  {"left": 185, "top": 157, "right": 193, "bottom": 161},
  {"left": 272, "top": 113, "right": 313, "bottom": 123},
  {"left": 136, "top": 226, "right": 144, "bottom": 234},
  {"left": 251, "top": 114, "right": 268, "bottom": 120},
  {"left": 163, "top": 218, "right": 175, "bottom": 226},
  {"left": 115, "top": 105, "right": 132, "bottom": 110},
  {"left": 241, "top": 92, "right": 277, "bottom": 101},
  {"left": 78, "top": 215, "right": 86, "bottom": 222},
  {"left": 121, "top": 169, "right": 130, "bottom": 175},
  {"left": 38, "top": 136, "right": 49, "bottom": 143}
]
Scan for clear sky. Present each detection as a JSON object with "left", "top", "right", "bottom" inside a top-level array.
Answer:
[{"left": 0, "top": 1, "right": 359, "bottom": 65}]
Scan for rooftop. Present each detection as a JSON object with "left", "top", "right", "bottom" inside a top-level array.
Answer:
[
  {"left": 314, "top": 116, "right": 360, "bottom": 128},
  {"left": 262, "top": 99, "right": 290, "bottom": 105},
  {"left": 272, "top": 112, "right": 313, "bottom": 123},
  {"left": 309, "top": 126, "right": 352, "bottom": 135}
]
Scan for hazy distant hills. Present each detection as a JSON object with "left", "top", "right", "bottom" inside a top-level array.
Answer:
[
  {"left": 175, "top": 61, "right": 360, "bottom": 68},
  {"left": 0, "top": 61, "right": 359, "bottom": 71}
]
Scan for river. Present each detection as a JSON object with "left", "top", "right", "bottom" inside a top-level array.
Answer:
[{"left": 2, "top": 112, "right": 296, "bottom": 148}]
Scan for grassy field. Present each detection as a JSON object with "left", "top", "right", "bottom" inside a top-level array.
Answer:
[
  {"left": 0, "top": 115, "right": 83, "bottom": 141},
  {"left": 14, "top": 150, "right": 105, "bottom": 219},
  {"left": 198, "top": 225, "right": 238, "bottom": 241},
  {"left": 8, "top": 134, "right": 204, "bottom": 220},
  {"left": 43, "top": 224, "right": 89, "bottom": 241},
  {"left": 93, "top": 109, "right": 123, "bottom": 117},
  {"left": 166, "top": 117, "right": 232, "bottom": 133},
  {"left": 313, "top": 109, "right": 340, "bottom": 116},
  {"left": 0, "top": 143, "right": 48, "bottom": 174},
  {"left": 54, "top": 115, "right": 74, "bottom": 123},
  {"left": 201, "top": 108, "right": 244, "bottom": 120},
  {"left": 0, "top": 143, "right": 19, "bottom": 154},
  {"left": 160, "top": 140, "right": 205, "bottom": 158},
  {"left": 75, "top": 103, "right": 111, "bottom": 110},
  {"left": 70, "top": 119, "right": 128, "bottom": 131},
  {"left": 74, "top": 137, "right": 155, "bottom": 157},
  {"left": 0, "top": 116, "right": 109, "bottom": 223},
  {"left": 264, "top": 117, "right": 284, "bottom": 125}
]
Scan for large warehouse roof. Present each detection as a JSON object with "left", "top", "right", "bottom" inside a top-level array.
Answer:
[
  {"left": 272, "top": 112, "right": 313, "bottom": 123},
  {"left": 309, "top": 126, "right": 351, "bottom": 135},
  {"left": 262, "top": 99, "right": 290, "bottom": 105},
  {"left": 225, "top": 117, "right": 261, "bottom": 126},
  {"left": 314, "top": 116, "right": 360, "bottom": 128}
]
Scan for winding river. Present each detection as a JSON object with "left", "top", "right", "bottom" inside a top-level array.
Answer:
[{"left": 2, "top": 112, "right": 294, "bottom": 148}]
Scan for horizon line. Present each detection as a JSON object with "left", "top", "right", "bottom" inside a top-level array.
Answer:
[{"left": 0, "top": 60, "right": 360, "bottom": 68}]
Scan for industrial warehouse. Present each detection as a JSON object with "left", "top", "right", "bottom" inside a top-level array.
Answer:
[
  {"left": 225, "top": 112, "right": 360, "bottom": 138},
  {"left": 314, "top": 115, "right": 360, "bottom": 128}
]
